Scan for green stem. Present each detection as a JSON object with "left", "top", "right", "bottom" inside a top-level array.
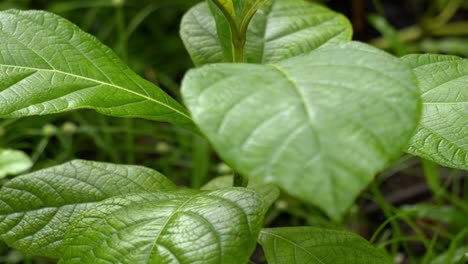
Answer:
[
  {"left": 115, "top": 6, "right": 128, "bottom": 62},
  {"left": 433, "top": 0, "right": 462, "bottom": 27},
  {"left": 421, "top": 159, "right": 443, "bottom": 202},
  {"left": 422, "top": 159, "right": 468, "bottom": 213},
  {"left": 370, "top": 184, "right": 409, "bottom": 257},
  {"left": 232, "top": 35, "right": 246, "bottom": 63}
]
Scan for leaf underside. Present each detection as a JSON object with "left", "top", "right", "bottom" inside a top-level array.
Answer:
[
  {"left": 0, "top": 10, "right": 194, "bottom": 130},
  {"left": 182, "top": 41, "right": 421, "bottom": 220},
  {"left": 259, "top": 227, "right": 392, "bottom": 264},
  {"left": 59, "top": 188, "right": 264, "bottom": 264},
  {"left": 180, "top": 0, "right": 352, "bottom": 66},
  {"left": 0, "top": 160, "right": 175, "bottom": 257},
  {"left": 402, "top": 54, "right": 468, "bottom": 170}
]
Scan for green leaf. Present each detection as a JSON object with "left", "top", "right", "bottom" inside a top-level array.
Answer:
[
  {"left": 181, "top": 0, "right": 352, "bottom": 66},
  {"left": 244, "top": 0, "right": 352, "bottom": 63},
  {"left": 400, "top": 204, "right": 467, "bottom": 229},
  {"left": 211, "top": 0, "right": 269, "bottom": 26},
  {"left": 0, "top": 160, "right": 175, "bottom": 258},
  {"left": 0, "top": 10, "right": 194, "bottom": 130},
  {"left": 432, "top": 246, "right": 468, "bottom": 264},
  {"left": 182, "top": 41, "right": 421, "bottom": 221},
  {"left": 0, "top": 149, "right": 32, "bottom": 179},
  {"left": 258, "top": 227, "right": 392, "bottom": 264},
  {"left": 60, "top": 188, "right": 264, "bottom": 264},
  {"left": 212, "top": 0, "right": 237, "bottom": 20},
  {"left": 181, "top": 2, "right": 233, "bottom": 66},
  {"left": 402, "top": 54, "right": 468, "bottom": 170},
  {"left": 202, "top": 175, "right": 280, "bottom": 211},
  {"left": 208, "top": 0, "right": 235, "bottom": 62}
]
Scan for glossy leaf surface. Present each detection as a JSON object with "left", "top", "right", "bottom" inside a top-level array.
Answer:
[
  {"left": 60, "top": 188, "right": 264, "bottom": 264},
  {"left": 0, "top": 10, "right": 194, "bottom": 129},
  {"left": 202, "top": 175, "right": 280, "bottom": 211},
  {"left": 182, "top": 41, "right": 421, "bottom": 220},
  {"left": 402, "top": 54, "right": 468, "bottom": 170},
  {"left": 0, "top": 149, "right": 32, "bottom": 179},
  {"left": 0, "top": 160, "right": 175, "bottom": 257},
  {"left": 181, "top": 0, "right": 352, "bottom": 66},
  {"left": 259, "top": 227, "right": 392, "bottom": 264}
]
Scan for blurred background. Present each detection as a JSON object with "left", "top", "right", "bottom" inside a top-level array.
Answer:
[{"left": 0, "top": 0, "right": 466, "bottom": 263}]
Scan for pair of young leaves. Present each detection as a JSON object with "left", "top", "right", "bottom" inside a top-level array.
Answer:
[
  {"left": 0, "top": 160, "right": 391, "bottom": 264},
  {"left": 0, "top": 0, "right": 465, "bottom": 221}
]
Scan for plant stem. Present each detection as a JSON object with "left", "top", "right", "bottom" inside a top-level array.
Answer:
[
  {"left": 422, "top": 159, "right": 468, "bottom": 212},
  {"left": 233, "top": 172, "right": 248, "bottom": 187},
  {"left": 370, "top": 184, "right": 408, "bottom": 257},
  {"left": 232, "top": 35, "right": 246, "bottom": 63}
]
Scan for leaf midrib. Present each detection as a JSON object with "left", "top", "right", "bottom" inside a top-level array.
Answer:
[
  {"left": 0, "top": 64, "right": 192, "bottom": 121},
  {"left": 146, "top": 192, "right": 206, "bottom": 263}
]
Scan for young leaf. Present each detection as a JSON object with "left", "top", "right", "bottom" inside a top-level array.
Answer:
[
  {"left": 244, "top": 0, "right": 352, "bottom": 63},
  {"left": 211, "top": 0, "right": 270, "bottom": 27},
  {"left": 181, "top": 2, "right": 234, "bottom": 66},
  {"left": 182, "top": 41, "right": 421, "bottom": 221},
  {"left": 258, "top": 227, "right": 392, "bottom": 264},
  {"left": 181, "top": 0, "right": 352, "bottom": 66},
  {"left": 202, "top": 175, "right": 280, "bottom": 211},
  {"left": 0, "top": 149, "right": 32, "bottom": 179},
  {"left": 0, "top": 160, "right": 175, "bottom": 258},
  {"left": 60, "top": 188, "right": 264, "bottom": 264},
  {"left": 402, "top": 54, "right": 468, "bottom": 170},
  {"left": 208, "top": 0, "right": 235, "bottom": 63},
  {"left": 0, "top": 10, "right": 194, "bottom": 130}
]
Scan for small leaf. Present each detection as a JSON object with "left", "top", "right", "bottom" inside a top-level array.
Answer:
[
  {"left": 0, "top": 10, "right": 194, "bottom": 130},
  {"left": 0, "top": 160, "right": 175, "bottom": 257},
  {"left": 400, "top": 204, "right": 467, "bottom": 228},
  {"left": 181, "top": 2, "right": 233, "bottom": 66},
  {"left": 245, "top": 0, "right": 352, "bottom": 63},
  {"left": 60, "top": 188, "right": 264, "bottom": 264},
  {"left": 259, "top": 227, "right": 392, "bottom": 264},
  {"left": 0, "top": 149, "right": 32, "bottom": 179},
  {"left": 212, "top": 0, "right": 237, "bottom": 20},
  {"left": 211, "top": 0, "right": 269, "bottom": 26},
  {"left": 181, "top": 0, "right": 352, "bottom": 66},
  {"left": 182, "top": 41, "right": 421, "bottom": 220},
  {"left": 202, "top": 175, "right": 280, "bottom": 211},
  {"left": 402, "top": 54, "right": 468, "bottom": 170},
  {"left": 208, "top": 0, "right": 235, "bottom": 62}
]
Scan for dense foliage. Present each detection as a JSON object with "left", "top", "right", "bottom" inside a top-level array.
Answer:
[{"left": 0, "top": 0, "right": 466, "bottom": 263}]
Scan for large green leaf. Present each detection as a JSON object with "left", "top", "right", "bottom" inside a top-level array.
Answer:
[
  {"left": 182, "top": 41, "right": 421, "bottom": 220},
  {"left": 0, "top": 10, "right": 194, "bottom": 130},
  {"left": 258, "top": 227, "right": 392, "bottom": 264},
  {"left": 402, "top": 54, "right": 467, "bottom": 170},
  {"left": 60, "top": 188, "right": 264, "bottom": 264},
  {"left": 0, "top": 160, "right": 175, "bottom": 257},
  {"left": 180, "top": 0, "right": 352, "bottom": 66},
  {"left": 202, "top": 175, "right": 280, "bottom": 211},
  {"left": 0, "top": 149, "right": 32, "bottom": 179}
]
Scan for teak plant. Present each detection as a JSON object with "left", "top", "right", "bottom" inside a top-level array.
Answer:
[{"left": 0, "top": 0, "right": 466, "bottom": 263}]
